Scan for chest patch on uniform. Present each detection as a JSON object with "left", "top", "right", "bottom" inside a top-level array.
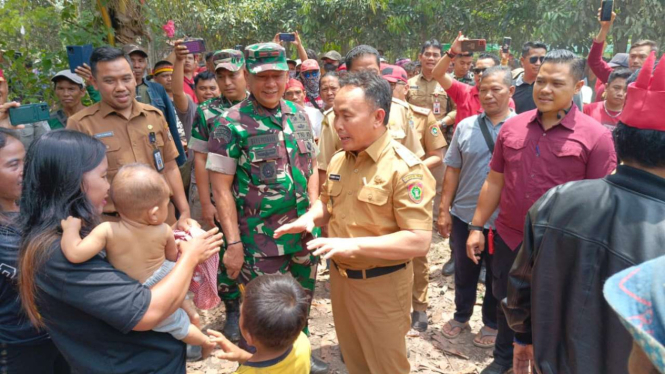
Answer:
[
  {"left": 253, "top": 147, "right": 280, "bottom": 160},
  {"left": 248, "top": 133, "right": 279, "bottom": 146},
  {"left": 409, "top": 85, "right": 419, "bottom": 90},
  {"left": 94, "top": 131, "right": 114, "bottom": 139},
  {"left": 402, "top": 174, "right": 423, "bottom": 183},
  {"left": 431, "top": 126, "right": 439, "bottom": 137},
  {"left": 408, "top": 182, "right": 424, "bottom": 203},
  {"left": 212, "top": 126, "right": 232, "bottom": 142},
  {"left": 291, "top": 112, "right": 310, "bottom": 131},
  {"left": 259, "top": 161, "right": 277, "bottom": 181},
  {"left": 329, "top": 174, "right": 341, "bottom": 181}
]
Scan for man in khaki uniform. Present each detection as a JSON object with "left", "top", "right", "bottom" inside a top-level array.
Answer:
[
  {"left": 67, "top": 46, "right": 192, "bottom": 228},
  {"left": 384, "top": 64, "right": 447, "bottom": 332},
  {"left": 317, "top": 44, "right": 424, "bottom": 182},
  {"left": 276, "top": 70, "right": 434, "bottom": 374}
]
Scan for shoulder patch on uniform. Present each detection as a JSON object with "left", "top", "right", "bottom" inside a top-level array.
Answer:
[
  {"left": 410, "top": 104, "right": 431, "bottom": 116},
  {"left": 401, "top": 173, "right": 423, "bottom": 183},
  {"left": 394, "top": 143, "right": 421, "bottom": 167},
  {"left": 430, "top": 126, "right": 440, "bottom": 137},
  {"left": 407, "top": 182, "right": 424, "bottom": 203},
  {"left": 392, "top": 98, "right": 409, "bottom": 109},
  {"left": 212, "top": 125, "right": 233, "bottom": 143}
]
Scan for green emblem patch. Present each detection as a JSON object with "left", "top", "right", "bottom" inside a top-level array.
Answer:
[{"left": 408, "top": 182, "right": 424, "bottom": 203}]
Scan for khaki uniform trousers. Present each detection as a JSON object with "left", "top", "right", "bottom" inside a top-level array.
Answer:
[{"left": 330, "top": 262, "right": 413, "bottom": 374}]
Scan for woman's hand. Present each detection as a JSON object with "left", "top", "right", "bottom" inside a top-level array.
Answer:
[{"left": 178, "top": 227, "right": 223, "bottom": 264}]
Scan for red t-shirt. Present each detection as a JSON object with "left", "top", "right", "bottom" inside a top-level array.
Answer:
[
  {"left": 583, "top": 101, "right": 620, "bottom": 131},
  {"left": 446, "top": 79, "right": 515, "bottom": 127},
  {"left": 184, "top": 76, "right": 198, "bottom": 104},
  {"left": 489, "top": 106, "right": 617, "bottom": 250}
]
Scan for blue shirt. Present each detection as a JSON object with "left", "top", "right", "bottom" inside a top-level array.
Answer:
[{"left": 444, "top": 112, "right": 515, "bottom": 227}]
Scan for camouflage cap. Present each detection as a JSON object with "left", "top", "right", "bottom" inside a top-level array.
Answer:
[
  {"left": 244, "top": 43, "right": 288, "bottom": 74},
  {"left": 213, "top": 49, "right": 245, "bottom": 72}
]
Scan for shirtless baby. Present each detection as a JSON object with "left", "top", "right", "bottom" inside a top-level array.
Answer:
[{"left": 61, "top": 163, "right": 215, "bottom": 357}]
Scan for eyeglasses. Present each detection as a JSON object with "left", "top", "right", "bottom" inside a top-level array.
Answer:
[
  {"left": 388, "top": 81, "right": 406, "bottom": 90},
  {"left": 472, "top": 68, "right": 486, "bottom": 75},
  {"left": 529, "top": 56, "right": 545, "bottom": 64},
  {"left": 302, "top": 71, "right": 320, "bottom": 79}
]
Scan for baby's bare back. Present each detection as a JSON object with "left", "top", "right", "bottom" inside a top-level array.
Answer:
[{"left": 104, "top": 221, "right": 172, "bottom": 284}]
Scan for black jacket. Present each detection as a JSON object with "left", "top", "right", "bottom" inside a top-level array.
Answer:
[{"left": 503, "top": 165, "right": 665, "bottom": 374}]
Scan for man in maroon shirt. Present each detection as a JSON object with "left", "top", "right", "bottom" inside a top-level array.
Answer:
[
  {"left": 432, "top": 32, "right": 514, "bottom": 128},
  {"left": 588, "top": 10, "right": 658, "bottom": 101},
  {"left": 584, "top": 68, "right": 631, "bottom": 131},
  {"left": 466, "top": 50, "right": 617, "bottom": 374}
]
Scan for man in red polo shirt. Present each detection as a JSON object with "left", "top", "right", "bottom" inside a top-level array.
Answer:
[
  {"left": 432, "top": 32, "right": 514, "bottom": 128},
  {"left": 466, "top": 50, "right": 617, "bottom": 374}
]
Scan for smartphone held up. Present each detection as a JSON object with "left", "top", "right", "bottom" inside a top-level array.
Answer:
[{"left": 600, "top": 0, "right": 614, "bottom": 21}]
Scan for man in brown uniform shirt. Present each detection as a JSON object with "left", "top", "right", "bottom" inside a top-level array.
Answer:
[
  {"left": 384, "top": 63, "right": 447, "bottom": 332},
  {"left": 67, "top": 46, "right": 192, "bottom": 228},
  {"left": 276, "top": 71, "right": 435, "bottom": 373}
]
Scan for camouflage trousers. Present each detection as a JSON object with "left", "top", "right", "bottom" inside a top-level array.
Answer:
[
  {"left": 239, "top": 246, "right": 320, "bottom": 334},
  {"left": 190, "top": 182, "right": 241, "bottom": 301}
]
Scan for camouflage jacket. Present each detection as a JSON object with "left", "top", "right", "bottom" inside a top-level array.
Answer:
[
  {"left": 189, "top": 95, "right": 243, "bottom": 153},
  {"left": 206, "top": 96, "right": 319, "bottom": 257}
]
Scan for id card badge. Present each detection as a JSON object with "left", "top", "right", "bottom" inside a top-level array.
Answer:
[
  {"left": 153, "top": 149, "right": 165, "bottom": 172},
  {"left": 433, "top": 101, "right": 442, "bottom": 115}
]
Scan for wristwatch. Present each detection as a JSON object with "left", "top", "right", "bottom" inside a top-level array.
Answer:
[
  {"left": 467, "top": 223, "right": 484, "bottom": 232},
  {"left": 446, "top": 50, "right": 457, "bottom": 59}
]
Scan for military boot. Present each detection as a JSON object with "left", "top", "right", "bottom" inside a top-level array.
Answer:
[{"left": 223, "top": 298, "right": 241, "bottom": 343}]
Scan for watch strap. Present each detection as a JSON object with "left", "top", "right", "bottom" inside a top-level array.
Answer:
[{"left": 468, "top": 224, "right": 484, "bottom": 231}]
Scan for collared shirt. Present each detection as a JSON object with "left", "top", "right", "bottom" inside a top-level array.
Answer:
[
  {"left": 403, "top": 100, "right": 448, "bottom": 153},
  {"left": 67, "top": 100, "right": 179, "bottom": 213},
  {"left": 206, "top": 96, "right": 318, "bottom": 257},
  {"left": 445, "top": 111, "right": 515, "bottom": 226},
  {"left": 48, "top": 109, "right": 68, "bottom": 130},
  {"left": 407, "top": 73, "right": 449, "bottom": 121},
  {"left": 489, "top": 106, "right": 617, "bottom": 250},
  {"left": 446, "top": 79, "right": 516, "bottom": 127},
  {"left": 315, "top": 100, "right": 425, "bottom": 171},
  {"left": 320, "top": 130, "right": 435, "bottom": 270}
]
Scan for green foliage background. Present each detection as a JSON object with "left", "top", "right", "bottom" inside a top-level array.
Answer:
[{"left": 0, "top": 0, "right": 662, "bottom": 105}]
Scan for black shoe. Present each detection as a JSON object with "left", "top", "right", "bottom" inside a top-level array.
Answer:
[
  {"left": 479, "top": 264, "right": 487, "bottom": 285},
  {"left": 480, "top": 361, "right": 512, "bottom": 374},
  {"left": 442, "top": 258, "right": 455, "bottom": 276},
  {"left": 310, "top": 355, "right": 330, "bottom": 374},
  {"left": 411, "top": 311, "right": 428, "bottom": 332},
  {"left": 222, "top": 298, "right": 241, "bottom": 343}
]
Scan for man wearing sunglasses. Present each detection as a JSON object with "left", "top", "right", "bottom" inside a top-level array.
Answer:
[
  {"left": 432, "top": 32, "right": 514, "bottom": 129},
  {"left": 513, "top": 42, "right": 547, "bottom": 114},
  {"left": 299, "top": 59, "right": 325, "bottom": 111}
]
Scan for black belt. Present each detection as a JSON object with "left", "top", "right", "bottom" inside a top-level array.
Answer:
[{"left": 333, "top": 261, "right": 408, "bottom": 280}]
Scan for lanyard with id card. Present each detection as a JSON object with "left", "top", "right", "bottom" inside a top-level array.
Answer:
[
  {"left": 433, "top": 94, "right": 442, "bottom": 115},
  {"left": 149, "top": 132, "right": 165, "bottom": 172}
]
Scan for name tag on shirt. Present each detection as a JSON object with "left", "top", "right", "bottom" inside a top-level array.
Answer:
[{"left": 94, "top": 131, "right": 114, "bottom": 139}]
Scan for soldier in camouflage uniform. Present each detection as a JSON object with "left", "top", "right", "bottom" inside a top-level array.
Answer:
[
  {"left": 206, "top": 42, "right": 329, "bottom": 373},
  {"left": 188, "top": 49, "right": 248, "bottom": 343}
]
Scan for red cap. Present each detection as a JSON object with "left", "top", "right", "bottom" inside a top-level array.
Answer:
[
  {"left": 286, "top": 78, "right": 304, "bottom": 91},
  {"left": 381, "top": 64, "right": 408, "bottom": 84},
  {"left": 300, "top": 59, "right": 320, "bottom": 72},
  {"left": 620, "top": 52, "right": 665, "bottom": 131},
  {"left": 337, "top": 63, "right": 347, "bottom": 72}
]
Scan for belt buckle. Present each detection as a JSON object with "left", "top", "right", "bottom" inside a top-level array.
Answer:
[{"left": 338, "top": 267, "right": 348, "bottom": 278}]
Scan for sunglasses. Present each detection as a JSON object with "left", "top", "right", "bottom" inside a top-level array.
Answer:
[
  {"left": 472, "top": 68, "right": 486, "bottom": 75},
  {"left": 302, "top": 71, "right": 320, "bottom": 79},
  {"left": 529, "top": 56, "right": 545, "bottom": 64}
]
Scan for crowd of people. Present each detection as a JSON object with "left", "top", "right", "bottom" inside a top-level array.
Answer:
[{"left": 1, "top": 8, "right": 664, "bottom": 374}]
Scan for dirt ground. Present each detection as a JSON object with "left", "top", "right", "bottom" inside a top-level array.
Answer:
[{"left": 188, "top": 233, "right": 494, "bottom": 374}]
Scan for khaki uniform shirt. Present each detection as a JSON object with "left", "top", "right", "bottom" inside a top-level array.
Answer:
[
  {"left": 316, "top": 101, "right": 425, "bottom": 171},
  {"left": 320, "top": 130, "right": 435, "bottom": 270},
  {"left": 396, "top": 98, "right": 448, "bottom": 154},
  {"left": 407, "top": 73, "right": 449, "bottom": 121},
  {"left": 67, "top": 100, "right": 179, "bottom": 213}
]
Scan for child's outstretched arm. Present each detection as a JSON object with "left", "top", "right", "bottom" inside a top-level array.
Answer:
[
  {"left": 208, "top": 329, "right": 252, "bottom": 363},
  {"left": 60, "top": 217, "right": 110, "bottom": 263}
]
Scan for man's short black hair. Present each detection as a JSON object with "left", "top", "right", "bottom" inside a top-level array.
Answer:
[
  {"left": 339, "top": 70, "right": 392, "bottom": 125},
  {"left": 242, "top": 274, "right": 308, "bottom": 351},
  {"left": 614, "top": 122, "right": 665, "bottom": 168},
  {"left": 194, "top": 71, "right": 216, "bottom": 87},
  {"left": 477, "top": 53, "right": 500, "bottom": 67},
  {"left": 456, "top": 52, "right": 474, "bottom": 59},
  {"left": 480, "top": 65, "right": 512, "bottom": 87},
  {"left": 403, "top": 61, "right": 418, "bottom": 75},
  {"left": 543, "top": 49, "right": 585, "bottom": 82},
  {"left": 607, "top": 68, "right": 632, "bottom": 85},
  {"left": 153, "top": 60, "right": 173, "bottom": 73},
  {"left": 345, "top": 45, "right": 380, "bottom": 72},
  {"left": 420, "top": 39, "right": 443, "bottom": 55},
  {"left": 320, "top": 71, "right": 339, "bottom": 86},
  {"left": 522, "top": 41, "right": 548, "bottom": 57},
  {"left": 90, "top": 46, "right": 130, "bottom": 77}
]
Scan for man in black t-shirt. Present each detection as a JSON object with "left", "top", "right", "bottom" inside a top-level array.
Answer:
[{"left": 513, "top": 41, "right": 547, "bottom": 114}]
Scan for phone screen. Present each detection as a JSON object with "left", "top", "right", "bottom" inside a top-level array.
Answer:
[{"left": 279, "top": 33, "right": 295, "bottom": 42}]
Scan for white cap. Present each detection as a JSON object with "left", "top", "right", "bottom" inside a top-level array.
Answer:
[{"left": 51, "top": 70, "right": 85, "bottom": 87}]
